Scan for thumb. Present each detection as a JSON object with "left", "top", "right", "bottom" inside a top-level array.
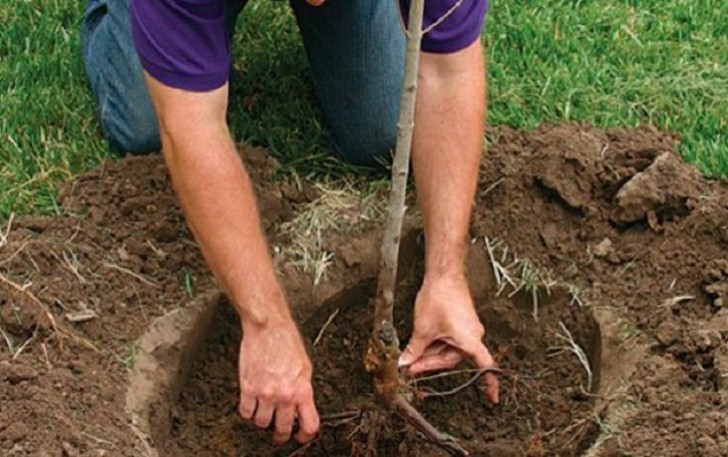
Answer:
[{"left": 399, "top": 333, "right": 429, "bottom": 367}]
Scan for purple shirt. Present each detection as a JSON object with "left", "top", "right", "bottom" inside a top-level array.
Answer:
[
  {"left": 130, "top": 0, "right": 488, "bottom": 92},
  {"left": 399, "top": 0, "right": 488, "bottom": 54}
]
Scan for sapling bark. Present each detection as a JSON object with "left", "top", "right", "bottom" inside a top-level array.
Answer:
[
  {"left": 365, "top": 0, "right": 424, "bottom": 404},
  {"left": 363, "top": 0, "right": 471, "bottom": 454}
]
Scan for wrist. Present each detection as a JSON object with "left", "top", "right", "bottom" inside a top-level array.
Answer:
[
  {"left": 423, "top": 236, "right": 468, "bottom": 281},
  {"left": 423, "top": 256, "right": 467, "bottom": 284},
  {"left": 420, "top": 270, "right": 472, "bottom": 310},
  {"left": 232, "top": 280, "right": 293, "bottom": 331}
]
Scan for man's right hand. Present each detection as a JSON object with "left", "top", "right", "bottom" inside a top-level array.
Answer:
[
  {"left": 237, "top": 318, "right": 320, "bottom": 444},
  {"left": 141, "top": 74, "right": 319, "bottom": 444}
]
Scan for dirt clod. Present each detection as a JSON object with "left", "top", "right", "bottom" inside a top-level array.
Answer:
[
  {"left": 3, "top": 364, "right": 38, "bottom": 384},
  {"left": 1, "top": 423, "right": 29, "bottom": 443},
  {"left": 612, "top": 152, "right": 700, "bottom": 225}
]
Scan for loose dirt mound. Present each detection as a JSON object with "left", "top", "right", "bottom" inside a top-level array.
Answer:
[
  {"left": 474, "top": 124, "right": 728, "bottom": 455},
  {"left": 0, "top": 148, "right": 316, "bottom": 456},
  {"left": 1, "top": 124, "right": 727, "bottom": 456}
]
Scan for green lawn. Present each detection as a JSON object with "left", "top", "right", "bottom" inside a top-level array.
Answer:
[{"left": 1, "top": 0, "right": 726, "bottom": 218}]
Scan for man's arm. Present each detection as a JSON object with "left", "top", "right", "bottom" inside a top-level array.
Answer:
[
  {"left": 144, "top": 75, "right": 320, "bottom": 443},
  {"left": 400, "top": 40, "right": 500, "bottom": 403}
]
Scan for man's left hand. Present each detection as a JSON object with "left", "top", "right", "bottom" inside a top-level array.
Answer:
[{"left": 399, "top": 274, "right": 500, "bottom": 404}]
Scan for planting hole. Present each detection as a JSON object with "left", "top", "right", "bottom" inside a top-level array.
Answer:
[{"left": 150, "top": 248, "right": 602, "bottom": 456}]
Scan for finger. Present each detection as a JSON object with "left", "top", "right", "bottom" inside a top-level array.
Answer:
[
  {"left": 294, "top": 395, "right": 320, "bottom": 444},
  {"left": 253, "top": 401, "right": 275, "bottom": 429},
  {"left": 470, "top": 345, "right": 500, "bottom": 404},
  {"left": 404, "top": 341, "right": 449, "bottom": 369},
  {"left": 483, "top": 372, "right": 500, "bottom": 405},
  {"left": 273, "top": 404, "right": 296, "bottom": 444},
  {"left": 407, "top": 347, "right": 463, "bottom": 376},
  {"left": 417, "top": 341, "right": 450, "bottom": 358},
  {"left": 399, "top": 335, "right": 439, "bottom": 367},
  {"left": 238, "top": 393, "right": 257, "bottom": 420}
]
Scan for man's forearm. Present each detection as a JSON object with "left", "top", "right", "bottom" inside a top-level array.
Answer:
[
  {"left": 145, "top": 77, "right": 290, "bottom": 328},
  {"left": 412, "top": 40, "right": 485, "bottom": 279},
  {"left": 166, "top": 131, "right": 288, "bottom": 325}
]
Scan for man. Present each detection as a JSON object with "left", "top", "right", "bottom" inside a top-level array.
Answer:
[{"left": 81, "top": 0, "right": 499, "bottom": 445}]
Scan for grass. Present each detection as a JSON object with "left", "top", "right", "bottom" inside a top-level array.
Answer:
[
  {"left": 485, "top": 0, "right": 728, "bottom": 176},
  {"left": 1, "top": 0, "right": 726, "bottom": 218},
  {"left": 1, "top": 0, "right": 109, "bottom": 216}
]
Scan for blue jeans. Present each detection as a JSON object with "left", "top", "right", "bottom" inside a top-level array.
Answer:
[{"left": 81, "top": 0, "right": 405, "bottom": 166}]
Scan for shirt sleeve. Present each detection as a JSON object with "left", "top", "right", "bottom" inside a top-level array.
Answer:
[
  {"left": 129, "top": 0, "right": 230, "bottom": 92},
  {"left": 399, "top": 0, "right": 489, "bottom": 54}
]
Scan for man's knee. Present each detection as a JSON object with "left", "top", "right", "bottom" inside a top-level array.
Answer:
[
  {"left": 327, "top": 118, "right": 397, "bottom": 167},
  {"left": 100, "top": 104, "right": 160, "bottom": 155},
  {"left": 81, "top": 0, "right": 160, "bottom": 155}
]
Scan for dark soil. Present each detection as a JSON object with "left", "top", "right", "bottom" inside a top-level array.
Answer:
[
  {"left": 1, "top": 124, "right": 727, "bottom": 456},
  {"left": 165, "top": 253, "right": 600, "bottom": 456}
]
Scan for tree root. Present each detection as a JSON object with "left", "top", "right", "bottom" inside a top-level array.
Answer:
[
  {"left": 392, "top": 395, "right": 469, "bottom": 456},
  {"left": 417, "top": 367, "right": 503, "bottom": 399}
]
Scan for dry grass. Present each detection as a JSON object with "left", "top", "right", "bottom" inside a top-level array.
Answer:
[
  {"left": 483, "top": 236, "right": 572, "bottom": 321},
  {"left": 277, "top": 181, "right": 385, "bottom": 285},
  {"left": 0, "top": 214, "right": 101, "bottom": 353},
  {"left": 548, "top": 320, "right": 594, "bottom": 392},
  {"left": 583, "top": 401, "right": 639, "bottom": 457}
]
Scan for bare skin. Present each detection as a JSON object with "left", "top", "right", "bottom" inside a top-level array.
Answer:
[
  {"left": 141, "top": 1, "right": 497, "bottom": 445},
  {"left": 144, "top": 77, "right": 318, "bottom": 444},
  {"left": 400, "top": 40, "right": 500, "bottom": 404}
]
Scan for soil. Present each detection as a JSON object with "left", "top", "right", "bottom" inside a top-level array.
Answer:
[
  {"left": 1, "top": 124, "right": 727, "bottom": 456},
  {"left": 165, "top": 257, "right": 600, "bottom": 456}
]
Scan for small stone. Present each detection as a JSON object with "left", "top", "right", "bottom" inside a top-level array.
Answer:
[
  {"left": 68, "top": 359, "right": 86, "bottom": 375},
  {"left": 339, "top": 245, "right": 361, "bottom": 268},
  {"left": 0, "top": 423, "right": 29, "bottom": 443},
  {"left": 713, "top": 348, "right": 728, "bottom": 389},
  {"left": 62, "top": 442, "right": 80, "bottom": 457},
  {"left": 697, "top": 436, "right": 718, "bottom": 453},
  {"left": 592, "top": 238, "right": 613, "bottom": 258},
  {"left": 539, "top": 223, "right": 560, "bottom": 250},
  {"left": 151, "top": 220, "right": 178, "bottom": 243},
  {"left": 691, "top": 330, "right": 722, "bottom": 351},
  {"left": 655, "top": 321, "right": 680, "bottom": 346}
]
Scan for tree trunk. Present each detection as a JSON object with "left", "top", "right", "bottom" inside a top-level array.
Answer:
[{"left": 367, "top": 0, "right": 425, "bottom": 405}]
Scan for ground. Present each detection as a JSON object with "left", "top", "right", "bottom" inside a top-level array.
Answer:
[
  {"left": 1, "top": 124, "right": 727, "bottom": 456},
  {"left": 2, "top": 2, "right": 728, "bottom": 455}
]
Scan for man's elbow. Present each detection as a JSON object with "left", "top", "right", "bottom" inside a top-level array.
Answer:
[
  {"left": 419, "top": 39, "right": 484, "bottom": 81},
  {"left": 143, "top": 74, "right": 229, "bottom": 151}
]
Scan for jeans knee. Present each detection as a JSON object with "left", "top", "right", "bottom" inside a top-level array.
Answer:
[
  {"left": 100, "top": 103, "right": 160, "bottom": 155},
  {"left": 328, "top": 120, "right": 397, "bottom": 167}
]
